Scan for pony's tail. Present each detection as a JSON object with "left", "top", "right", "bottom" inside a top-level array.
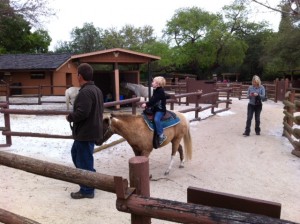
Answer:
[{"left": 184, "top": 125, "right": 192, "bottom": 160}]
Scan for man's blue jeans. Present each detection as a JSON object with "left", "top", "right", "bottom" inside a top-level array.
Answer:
[
  {"left": 71, "top": 140, "right": 95, "bottom": 194},
  {"left": 154, "top": 111, "right": 164, "bottom": 136}
]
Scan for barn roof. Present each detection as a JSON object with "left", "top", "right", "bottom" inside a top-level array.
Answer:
[{"left": 0, "top": 53, "right": 72, "bottom": 71}]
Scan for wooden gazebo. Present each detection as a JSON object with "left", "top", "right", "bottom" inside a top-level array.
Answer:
[
  {"left": 71, "top": 48, "right": 161, "bottom": 105},
  {"left": 0, "top": 48, "right": 161, "bottom": 108}
]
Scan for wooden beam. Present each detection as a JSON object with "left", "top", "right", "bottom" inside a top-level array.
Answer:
[
  {"left": 0, "top": 208, "right": 40, "bottom": 224},
  {"left": 187, "top": 187, "right": 281, "bottom": 219},
  {"left": 116, "top": 193, "right": 294, "bottom": 224},
  {"left": 0, "top": 151, "right": 123, "bottom": 193}
]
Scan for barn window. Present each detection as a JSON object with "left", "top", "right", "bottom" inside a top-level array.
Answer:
[{"left": 31, "top": 73, "right": 45, "bottom": 79}]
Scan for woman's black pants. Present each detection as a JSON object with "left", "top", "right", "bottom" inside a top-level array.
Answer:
[{"left": 245, "top": 103, "right": 262, "bottom": 134}]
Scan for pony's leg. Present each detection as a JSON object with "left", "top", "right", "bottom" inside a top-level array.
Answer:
[
  {"left": 178, "top": 144, "right": 184, "bottom": 168},
  {"left": 66, "top": 97, "right": 69, "bottom": 110},
  {"left": 164, "top": 142, "right": 181, "bottom": 175},
  {"left": 165, "top": 154, "right": 176, "bottom": 176}
]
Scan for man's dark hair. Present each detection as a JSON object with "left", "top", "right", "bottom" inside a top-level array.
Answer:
[{"left": 78, "top": 63, "right": 93, "bottom": 81}]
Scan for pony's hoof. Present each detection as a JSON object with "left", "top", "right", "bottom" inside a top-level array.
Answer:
[
  {"left": 149, "top": 174, "right": 153, "bottom": 179},
  {"left": 164, "top": 170, "right": 170, "bottom": 176},
  {"left": 179, "top": 165, "right": 184, "bottom": 168}
]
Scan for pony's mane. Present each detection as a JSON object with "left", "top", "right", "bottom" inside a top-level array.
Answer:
[{"left": 111, "top": 113, "right": 141, "bottom": 121}]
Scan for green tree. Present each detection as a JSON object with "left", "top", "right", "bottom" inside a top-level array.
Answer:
[
  {"left": 101, "top": 27, "right": 125, "bottom": 49},
  {"left": 55, "top": 22, "right": 103, "bottom": 54},
  {"left": 1, "top": 0, "right": 55, "bottom": 29},
  {"left": 54, "top": 41, "right": 74, "bottom": 53},
  {"left": 0, "top": 0, "right": 53, "bottom": 53},
  {"left": 100, "top": 25, "right": 156, "bottom": 51},
  {"left": 262, "top": 3, "right": 300, "bottom": 78},
  {"left": 55, "top": 23, "right": 158, "bottom": 54},
  {"left": 28, "top": 29, "right": 52, "bottom": 53},
  {"left": 222, "top": 1, "right": 273, "bottom": 80},
  {"left": 141, "top": 40, "right": 175, "bottom": 73},
  {"left": 163, "top": 6, "right": 249, "bottom": 78}
]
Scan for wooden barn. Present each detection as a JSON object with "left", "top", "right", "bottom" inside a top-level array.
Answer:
[{"left": 0, "top": 48, "right": 160, "bottom": 102}]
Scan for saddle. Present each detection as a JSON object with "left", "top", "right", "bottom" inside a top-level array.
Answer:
[
  {"left": 141, "top": 110, "right": 180, "bottom": 132},
  {"left": 143, "top": 110, "right": 177, "bottom": 121}
]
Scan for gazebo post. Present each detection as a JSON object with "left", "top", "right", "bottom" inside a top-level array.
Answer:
[{"left": 147, "top": 62, "right": 152, "bottom": 98}]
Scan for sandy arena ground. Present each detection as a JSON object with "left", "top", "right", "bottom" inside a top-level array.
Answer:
[{"left": 0, "top": 97, "right": 300, "bottom": 224}]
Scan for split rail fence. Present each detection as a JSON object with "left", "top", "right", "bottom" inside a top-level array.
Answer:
[
  {"left": 215, "top": 78, "right": 290, "bottom": 102},
  {"left": 0, "top": 87, "right": 297, "bottom": 223},
  {"left": 282, "top": 88, "right": 300, "bottom": 158},
  {"left": 0, "top": 152, "right": 296, "bottom": 224},
  {"left": 0, "top": 91, "right": 232, "bottom": 147}
]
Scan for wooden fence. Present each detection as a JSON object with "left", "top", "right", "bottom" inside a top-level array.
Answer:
[
  {"left": 0, "top": 152, "right": 296, "bottom": 224},
  {"left": 0, "top": 91, "right": 232, "bottom": 146},
  {"left": 0, "top": 88, "right": 297, "bottom": 223},
  {"left": 0, "top": 84, "right": 71, "bottom": 105},
  {"left": 0, "top": 78, "right": 291, "bottom": 106},
  {"left": 215, "top": 79, "right": 291, "bottom": 102},
  {"left": 282, "top": 88, "right": 300, "bottom": 158},
  {"left": 0, "top": 97, "right": 140, "bottom": 147},
  {"left": 216, "top": 82, "right": 244, "bottom": 99}
]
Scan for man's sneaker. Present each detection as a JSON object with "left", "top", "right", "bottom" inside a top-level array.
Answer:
[
  {"left": 159, "top": 135, "right": 167, "bottom": 145},
  {"left": 70, "top": 191, "right": 94, "bottom": 199}
]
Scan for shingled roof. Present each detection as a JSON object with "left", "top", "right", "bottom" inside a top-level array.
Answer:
[{"left": 0, "top": 53, "right": 72, "bottom": 71}]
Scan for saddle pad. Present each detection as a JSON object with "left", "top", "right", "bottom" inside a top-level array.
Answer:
[{"left": 142, "top": 111, "right": 180, "bottom": 132}]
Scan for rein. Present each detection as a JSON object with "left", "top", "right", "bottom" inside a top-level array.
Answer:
[{"left": 103, "top": 118, "right": 113, "bottom": 140}]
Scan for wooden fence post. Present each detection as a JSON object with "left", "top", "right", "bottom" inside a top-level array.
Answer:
[
  {"left": 0, "top": 102, "right": 12, "bottom": 146},
  {"left": 129, "top": 156, "right": 151, "bottom": 224},
  {"left": 5, "top": 83, "right": 9, "bottom": 103},
  {"left": 195, "top": 92, "right": 201, "bottom": 119},
  {"left": 288, "top": 90, "right": 295, "bottom": 127},
  {"left": 38, "top": 85, "right": 42, "bottom": 105}
]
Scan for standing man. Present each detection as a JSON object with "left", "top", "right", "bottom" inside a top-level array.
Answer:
[{"left": 66, "top": 63, "right": 104, "bottom": 199}]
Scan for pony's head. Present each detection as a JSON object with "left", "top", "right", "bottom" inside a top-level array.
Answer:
[{"left": 102, "top": 116, "right": 114, "bottom": 142}]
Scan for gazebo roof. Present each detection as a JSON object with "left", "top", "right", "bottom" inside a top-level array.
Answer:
[{"left": 72, "top": 48, "right": 161, "bottom": 61}]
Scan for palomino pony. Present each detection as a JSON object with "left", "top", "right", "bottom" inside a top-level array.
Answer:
[
  {"left": 103, "top": 111, "right": 192, "bottom": 175},
  {"left": 120, "top": 82, "right": 153, "bottom": 100},
  {"left": 65, "top": 87, "right": 80, "bottom": 110}
]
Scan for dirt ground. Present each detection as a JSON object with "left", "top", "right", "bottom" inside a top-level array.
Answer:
[{"left": 0, "top": 98, "right": 300, "bottom": 224}]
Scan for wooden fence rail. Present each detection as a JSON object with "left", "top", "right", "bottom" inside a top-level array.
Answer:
[
  {"left": 0, "top": 152, "right": 297, "bottom": 224},
  {"left": 0, "top": 208, "right": 40, "bottom": 224},
  {"left": 0, "top": 151, "right": 123, "bottom": 193}
]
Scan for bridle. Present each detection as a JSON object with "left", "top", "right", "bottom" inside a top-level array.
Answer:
[{"left": 103, "top": 117, "right": 113, "bottom": 140}]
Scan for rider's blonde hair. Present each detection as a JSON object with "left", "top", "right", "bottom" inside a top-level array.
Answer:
[{"left": 153, "top": 76, "right": 166, "bottom": 87}]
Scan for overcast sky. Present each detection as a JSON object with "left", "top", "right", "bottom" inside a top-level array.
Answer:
[{"left": 44, "top": 0, "right": 282, "bottom": 51}]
